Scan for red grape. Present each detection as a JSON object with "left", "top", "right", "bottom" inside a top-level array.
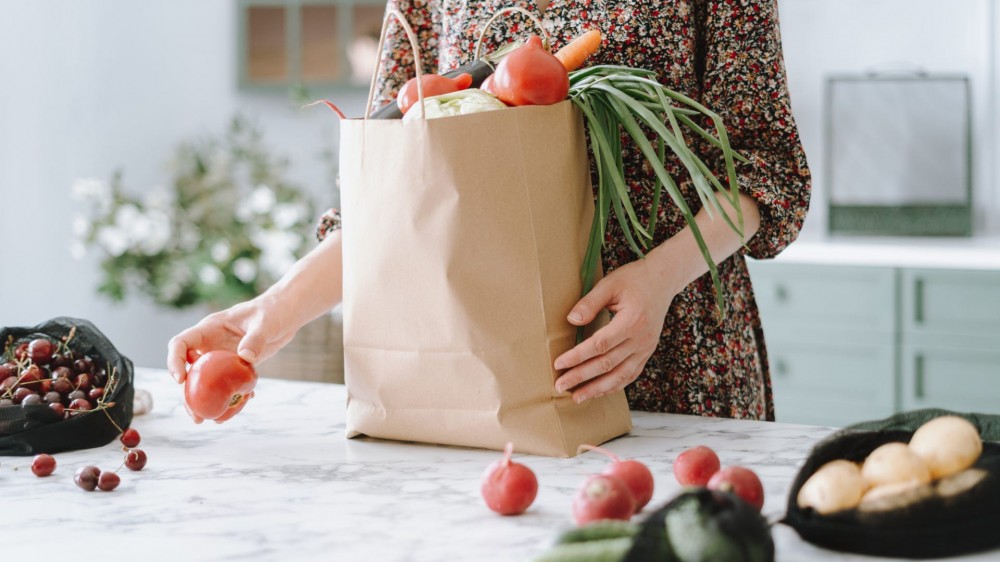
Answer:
[
  {"left": 121, "top": 428, "right": 141, "bottom": 448},
  {"left": 125, "top": 449, "right": 147, "bottom": 471},
  {"left": 31, "top": 454, "right": 56, "bottom": 477},
  {"left": 97, "top": 471, "right": 120, "bottom": 492},
  {"left": 74, "top": 466, "right": 100, "bottom": 491}
]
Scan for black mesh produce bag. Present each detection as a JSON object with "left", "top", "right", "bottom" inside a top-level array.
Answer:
[
  {"left": 0, "top": 317, "right": 133, "bottom": 455},
  {"left": 783, "top": 409, "right": 1000, "bottom": 559}
]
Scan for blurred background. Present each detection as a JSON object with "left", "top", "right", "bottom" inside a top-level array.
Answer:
[{"left": 1, "top": 1, "right": 998, "bottom": 424}]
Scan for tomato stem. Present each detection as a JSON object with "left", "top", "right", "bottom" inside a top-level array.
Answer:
[
  {"left": 577, "top": 443, "right": 621, "bottom": 463},
  {"left": 228, "top": 393, "right": 244, "bottom": 408}
]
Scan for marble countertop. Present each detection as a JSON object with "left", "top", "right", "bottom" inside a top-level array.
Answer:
[
  {"left": 760, "top": 236, "right": 1000, "bottom": 270},
  {"left": 4, "top": 369, "right": 997, "bottom": 561}
]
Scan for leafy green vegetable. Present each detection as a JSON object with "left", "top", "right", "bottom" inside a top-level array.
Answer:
[
  {"left": 568, "top": 66, "right": 747, "bottom": 312},
  {"left": 402, "top": 88, "right": 506, "bottom": 121}
]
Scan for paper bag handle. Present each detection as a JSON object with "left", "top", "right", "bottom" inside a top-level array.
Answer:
[
  {"left": 473, "top": 7, "right": 550, "bottom": 61},
  {"left": 365, "top": 8, "right": 426, "bottom": 120}
]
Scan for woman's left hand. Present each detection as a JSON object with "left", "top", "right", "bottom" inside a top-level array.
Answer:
[{"left": 553, "top": 257, "right": 678, "bottom": 403}]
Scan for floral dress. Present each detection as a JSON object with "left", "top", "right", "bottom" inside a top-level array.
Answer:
[{"left": 322, "top": 0, "right": 811, "bottom": 421}]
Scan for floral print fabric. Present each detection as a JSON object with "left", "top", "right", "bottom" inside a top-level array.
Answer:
[{"left": 361, "top": 0, "right": 811, "bottom": 420}]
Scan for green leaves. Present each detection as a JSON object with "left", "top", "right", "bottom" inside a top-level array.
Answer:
[{"left": 569, "top": 66, "right": 746, "bottom": 312}]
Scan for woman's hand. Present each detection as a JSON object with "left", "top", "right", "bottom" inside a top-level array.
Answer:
[
  {"left": 553, "top": 257, "right": 679, "bottom": 403},
  {"left": 166, "top": 294, "right": 296, "bottom": 383}
]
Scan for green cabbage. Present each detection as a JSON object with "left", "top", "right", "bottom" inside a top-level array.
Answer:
[{"left": 402, "top": 88, "right": 506, "bottom": 122}]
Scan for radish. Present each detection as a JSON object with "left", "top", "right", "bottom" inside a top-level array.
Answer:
[
  {"left": 573, "top": 474, "right": 636, "bottom": 525},
  {"left": 578, "top": 444, "right": 654, "bottom": 512},
  {"left": 707, "top": 466, "right": 765, "bottom": 512},
  {"left": 674, "top": 445, "right": 721, "bottom": 487},
  {"left": 481, "top": 442, "right": 538, "bottom": 516}
]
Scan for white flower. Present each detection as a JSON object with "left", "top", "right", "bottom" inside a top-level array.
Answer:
[
  {"left": 72, "top": 215, "right": 90, "bottom": 238},
  {"left": 70, "top": 241, "right": 87, "bottom": 260},
  {"left": 178, "top": 224, "right": 200, "bottom": 251},
  {"left": 137, "top": 210, "right": 172, "bottom": 255},
  {"left": 143, "top": 185, "right": 173, "bottom": 211},
  {"left": 199, "top": 264, "right": 223, "bottom": 286},
  {"left": 232, "top": 258, "right": 257, "bottom": 283},
  {"left": 205, "top": 149, "right": 233, "bottom": 185},
  {"left": 71, "top": 178, "right": 113, "bottom": 212},
  {"left": 274, "top": 203, "right": 303, "bottom": 229},
  {"left": 96, "top": 226, "right": 129, "bottom": 257},
  {"left": 210, "top": 240, "right": 231, "bottom": 263},
  {"left": 251, "top": 228, "right": 301, "bottom": 279},
  {"left": 248, "top": 185, "right": 277, "bottom": 214}
]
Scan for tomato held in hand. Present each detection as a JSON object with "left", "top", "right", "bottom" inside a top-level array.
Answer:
[{"left": 183, "top": 350, "right": 257, "bottom": 424}]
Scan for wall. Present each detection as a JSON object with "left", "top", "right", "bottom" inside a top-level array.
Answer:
[{"left": 0, "top": 0, "right": 997, "bottom": 368}]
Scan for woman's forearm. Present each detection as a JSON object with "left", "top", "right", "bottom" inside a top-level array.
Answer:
[
  {"left": 647, "top": 192, "right": 761, "bottom": 295},
  {"left": 261, "top": 231, "right": 344, "bottom": 331}
]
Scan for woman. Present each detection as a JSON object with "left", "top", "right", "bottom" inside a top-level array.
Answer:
[{"left": 168, "top": 0, "right": 810, "bottom": 421}]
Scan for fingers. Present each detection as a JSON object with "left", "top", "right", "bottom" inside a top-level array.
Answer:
[
  {"left": 566, "top": 277, "right": 615, "bottom": 326},
  {"left": 554, "top": 340, "right": 633, "bottom": 394},
  {"left": 570, "top": 354, "right": 644, "bottom": 403},
  {"left": 167, "top": 328, "right": 204, "bottom": 384},
  {"left": 554, "top": 314, "right": 630, "bottom": 371},
  {"left": 236, "top": 317, "right": 270, "bottom": 364}
]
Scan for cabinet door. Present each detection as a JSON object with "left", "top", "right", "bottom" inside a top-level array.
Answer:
[
  {"left": 902, "top": 269, "right": 1000, "bottom": 347},
  {"left": 768, "top": 338, "right": 896, "bottom": 427},
  {"left": 748, "top": 262, "right": 897, "bottom": 337},
  {"left": 901, "top": 345, "right": 1000, "bottom": 414}
]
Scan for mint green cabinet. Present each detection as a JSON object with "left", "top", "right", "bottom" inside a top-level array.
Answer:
[
  {"left": 747, "top": 263, "right": 897, "bottom": 427},
  {"left": 900, "top": 269, "right": 1000, "bottom": 414},
  {"left": 749, "top": 261, "right": 1000, "bottom": 427}
]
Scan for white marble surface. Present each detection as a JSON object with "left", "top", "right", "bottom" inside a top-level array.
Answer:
[
  {"left": 766, "top": 236, "right": 1000, "bottom": 270},
  {"left": 3, "top": 369, "right": 997, "bottom": 561}
]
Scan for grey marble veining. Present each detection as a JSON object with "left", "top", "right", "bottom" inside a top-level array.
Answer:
[{"left": 2, "top": 369, "right": 995, "bottom": 561}]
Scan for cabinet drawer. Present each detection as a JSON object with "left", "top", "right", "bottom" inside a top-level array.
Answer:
[
  {"left": 901, "top": 345, "right": 1000, "bottom": 414},
  {"left": 903, "top": 269, "right": 1000, "bottom": 342},
  {"left": 769, "top": 338, "right": 895, "bottom": 427},
  {"left": 748, "top": 263, "right": 897, "bottom": 334}
]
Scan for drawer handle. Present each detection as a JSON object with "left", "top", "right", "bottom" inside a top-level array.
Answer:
[
  {"left": 915, "top": 354, "right": 925, "bottom": 399},
  {"left": 914, "top": 278, "right": 925, "bottom": 325},
  {"left": 775, "top": 359, "right": 789, "bottom": 378},
  {"left": 775, "top": 285, "right": 789, "bottom": 303}
]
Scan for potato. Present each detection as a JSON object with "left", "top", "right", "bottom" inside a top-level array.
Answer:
[
  {"left": 858, "top": 480, "right": 934, "bottom": 512},
  {"left": 908, "top": 416, "right": 983, "bottom": 479},
  {"left": 861, "top": 442, "right": 931, "bottom": 488},
  {"left": 797, "top": 460, "right": 866, "bottom": 514}
]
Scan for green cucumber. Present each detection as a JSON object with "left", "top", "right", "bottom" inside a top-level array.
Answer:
[
  {"left": 556, "top": 520, "right": 640, "bottom": 544},
  {"left": 533, "top": 537, "right": 634, "bottom": 562}
]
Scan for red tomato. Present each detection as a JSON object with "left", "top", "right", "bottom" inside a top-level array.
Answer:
[
  {"left": 707, "top": 466, "right": 765, "bottom": 512},
  {"left": 674, "top": 446, "right": 721, "bottom": 487},
  {"left": 486, "top": 36, "right": 569, "bottom": 107},
  {"left": 183, "top": 351, "right": 257, "bottom": 424}
]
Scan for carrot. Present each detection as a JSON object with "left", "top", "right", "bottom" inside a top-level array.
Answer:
[{"left": 554, "top": 29, "right": 603, "bottom": 72}]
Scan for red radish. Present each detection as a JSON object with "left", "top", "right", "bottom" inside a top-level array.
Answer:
[
  {"left": 674, "top": 445, "right": 721, "bottom": 487},
  {"left": 573, "top": 474, "right": 636, "bottom": 525},
  {"left": 707, "top": 466, "right": 765, "bottom": 512},
  {"left": 481, "top": 442, "right": 538, "bottom": 515},
  {"left": 578, "top": 444, "right": 654, "bottom": 512}
]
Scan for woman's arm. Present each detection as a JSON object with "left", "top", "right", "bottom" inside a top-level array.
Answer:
[
  {"left": 166, "top": 232, "right": 343, "bottom": 382},
  {"left": 552, "top": 194, "right": 759, "bottom": 403}
]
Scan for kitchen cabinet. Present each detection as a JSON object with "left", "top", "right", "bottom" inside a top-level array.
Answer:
[
  {"left": 16, "top": 369, "right": 999, "bottom": 561},
  {"left": 749, "top": 255, "right": 1000, "bottom": 427}
]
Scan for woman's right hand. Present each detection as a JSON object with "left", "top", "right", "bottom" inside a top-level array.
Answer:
[{"left": 166, "top": 294, "right": 296, "bottom": 383}]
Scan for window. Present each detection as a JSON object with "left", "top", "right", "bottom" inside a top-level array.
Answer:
[{"left": 238, "top": 0, "right": 386, "bottom": 90}]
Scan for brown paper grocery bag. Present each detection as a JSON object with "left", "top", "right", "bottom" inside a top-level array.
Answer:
[{"left": 337, "top": 10, "right": 631, "bottom": 457}]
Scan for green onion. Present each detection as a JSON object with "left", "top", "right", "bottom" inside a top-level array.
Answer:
[{"left": 568, "top": 65, "right": 746, "bottom": 313}]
